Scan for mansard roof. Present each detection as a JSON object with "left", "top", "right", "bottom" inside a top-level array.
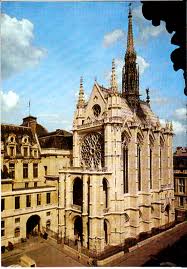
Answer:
[
  {"left": 1, "top": 119, "right": 72, "bottom": 151},
  {"left": 1, "top": 123, "right": 37, "bottom": 143},
  {"left": 38, "top": 129, "right": 73, "bottom": 150},
  {"left": 39, "top": 129, "right": 72, "bottom": 138},
  {"left": 21, "top": 115, "right": 48, "bottom": 137},
  {"left": 173, "top": 147, "right": 187, "bottom": 170}
]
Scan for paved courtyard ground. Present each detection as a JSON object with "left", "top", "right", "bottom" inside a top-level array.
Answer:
[
  {"left": 1, "top": 237, "right": 83, "bottom": 267},
  {"left": 2, "top": 221, "right": 187, "bottom": 267}
]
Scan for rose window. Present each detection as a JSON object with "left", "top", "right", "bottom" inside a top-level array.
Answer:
[{"left": 81, "top": 133, "right": 104, "bottom": 168}]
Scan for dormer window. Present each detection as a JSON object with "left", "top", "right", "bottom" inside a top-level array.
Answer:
[
  {"left": 8, "top": 135, "right": 16, "bottom": 143},
  {"left": 22, "top": 136, "right": 30, "bottom": 157},
  {"left": 23, "top": 147, "right": 28, "bottom": 157},
  {"left": 33, "top": 149, "right": 38, "bottom": 158},
  {"left": 22, "top": 136, "right": 29, "bottom": 144},
  {"left": 9, "top": 146, "right": 14, "bottom": 156},
  {"left": 8, "top": 135, "right": 16, "bottom": 156}
]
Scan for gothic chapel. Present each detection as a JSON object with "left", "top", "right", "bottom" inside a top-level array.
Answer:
[{"left": 58, "top": 7, "right": 174, "bottom": 252}]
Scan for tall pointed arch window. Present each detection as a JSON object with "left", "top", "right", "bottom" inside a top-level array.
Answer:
[
  {"left": 103, "top": 178, "right": 108, "bottom": 208},
  {"left": 160, "top": 137, "right": 164, "bottom": 181},
  {"left": 149, "top": 136, "right": 154, "bottom": 190},
  {"left": 137, "top": 134, "right": 143, "bottom": 191},
  {"left": 122, "top": 132, "right": 130, "bottom": 193}
]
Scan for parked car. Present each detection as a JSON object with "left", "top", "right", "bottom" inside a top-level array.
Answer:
[{"left": 19, "top": 255, "right": 36, "bottom": 267}]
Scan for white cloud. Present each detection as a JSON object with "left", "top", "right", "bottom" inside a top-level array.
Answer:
[
  {"left": 105, "top": 58, "right": 123, "bottom": 87},
  {"left": 136, "top": 55, "right": 149, "bottom": 75},
  {"left": 133, "top": 5, "right": 166, "bottom": 42},
  {"left": 174, "top": 107, "right": 186, "bottom": 120},
  {"left": 1, "top": 13, "right": 46, "bottom": 79},
  {"left": 160, "top": 118, "right": 166, "bottom": 127},
  {"left": 152, "top": 96, "right": 170, "bottom": 105},
  {"left": 0, "top": 90, "right": 19, "bottom": 111},
  {"left": 105, "top": 55, "right": 149, "bottom": 87},
  {"left": 160, "top": 118, "right": 186, "bottom": 134},
  {"left": 103, "top": 29, "right": 125, "bottom": 47},
  {"left": 38, "top": 113, "right": 71, "bottom": 125},
  {"left": 141, "top": 23, "right": 165, "bottom": 41},
  {"left": 172, "top": 121, "right": 186, "bottom": 134}
]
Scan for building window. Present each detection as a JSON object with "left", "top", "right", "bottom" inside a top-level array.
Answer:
[
  {"left": 103, "top": 178, "right": 108, "bottom": 208},
  {"left": 174, "top": 178, "right": 176, "bottom": 192},
  {"left": 23, "top": 147, "right": 28, "bottom": 157},
  {"left": 123, "top": 146, "right": 128, "bottom": 193},
  {"left": 137, "top": 144, "right": 141, "bottom": 191},
  {"left": 26, "top": 195, "right": 31, "bottom": 207},
  {"left": 9, "top": 146, "right": 14, "bottom": 156},
  {"left": 46, "top": 211, "right": 50, "bottom": 216},
  {"left": 179, "top": 178, "right": 185, "bottom": 193},
  {"left": 23, "top": 163, "right": 28, "bottom": 178},
  {"left": 33, "top": 163, "right": 38, "bottom": 178},
  {"left": 1, "top": 220, "right": 5, "bottom": 236},
  {"left": 33, "top": 150, "right": 37, "bottom": 157},
  {"left": 34, "top": 182, "right": 37, "bottom": 188},
  {"left": 37, "top": 194, "right": 41, "bottom": 206},
  {"left": 1, "top": 198, "right": 5, "bottom": 212},
  {"left": 46, "top": 193, "right": 51, "bottom": 204},
  {"left": 160, "top": 138, "right": 164, "bottom": 180},
  {"left": 15, "top": 218, "right": 20, "bottom": 224},
  {"left": 46, "top": 220, "right": 51, "bottom": 230},
  {"left": 150, "top": 148, "right": 152, "bottom": 189},
  {"left": 9, "top": 163, "right": 15, "bottom": 179},
  {"left": 44, "top": 166, "right": 48, "bottom": 176},
  {"left": 15, "top": 227, "right": 20, "bottom": 238},
  {"left": 15, "top": 196, "right": 20, "bottom": 209},
  {"left": 179, "top": 196, "right": 184, "bottom": 206},
  {"left": 160, "top": 148, "right": 162, "bottom": 179},
  {"left": 25, "top": 183, "right": 29, "bottom": 189}
]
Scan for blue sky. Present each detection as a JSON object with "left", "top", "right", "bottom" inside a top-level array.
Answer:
[{"left": 1, "top": 1, "right": 186, "bottom": 149}]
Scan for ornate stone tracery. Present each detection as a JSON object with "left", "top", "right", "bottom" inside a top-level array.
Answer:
[
  {"left": 92, "top": 104, "right": 101, "bottom": 118},
  {"left": 81, "top": 132, "right": 104, "bottom": 168}
]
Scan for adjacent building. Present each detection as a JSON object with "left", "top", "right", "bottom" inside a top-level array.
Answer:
[
  {"left": 1, "top": 117, "right": 72, "bottom": 247},
  {"left": 173, "top": 147, "right": 187, "bottom": 221}
]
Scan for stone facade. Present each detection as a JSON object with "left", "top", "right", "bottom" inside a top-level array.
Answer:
[
  {"left": 1, "top": 118, "right": 72, "bottom": 247},
  {"left": 1, "top": 8, "right": 175, "bottom": 254},
  {"left": 58, "top": 8, "right": 175, "bottom": 253}
]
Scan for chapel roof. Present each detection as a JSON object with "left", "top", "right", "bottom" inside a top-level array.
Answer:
[{"left": 97, "top": 84, "right": 158, "bottom": 126}]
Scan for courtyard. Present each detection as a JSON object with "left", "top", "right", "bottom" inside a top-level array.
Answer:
[
  {"left": 1, "top": 221, "right": 187, "bottom": 267},
  {"left": 1, "top": 237, "right": 83, "bottom": 267}
]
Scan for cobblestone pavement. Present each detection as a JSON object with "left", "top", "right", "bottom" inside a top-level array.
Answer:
[
  {"left": 1, "top": 237, "right": 83, "bottom": 267},
  {"left": 117, "top": 221, "right": 187, "bottom": 267}
]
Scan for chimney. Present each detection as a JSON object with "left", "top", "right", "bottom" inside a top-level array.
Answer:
[{"left": 22, "top": 116, "right": 37, "bottom": 134}]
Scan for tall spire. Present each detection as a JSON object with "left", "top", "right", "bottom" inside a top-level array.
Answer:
[
  {"left": 111, "top": 59, "right": 118, "bottom": 94},
  {"left": 127, "top": 3, "right": 135, "bottom": 54},
  {"left": 122, "top": 3, "right": 140, "bottom": 109},
  {"left": 77, "top": 77, "right": 85, "bottom": 108}
]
